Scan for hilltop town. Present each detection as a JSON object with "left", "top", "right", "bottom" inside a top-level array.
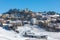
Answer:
[{"left": 0, "top": 8, "right": 60, "bottom": 32}]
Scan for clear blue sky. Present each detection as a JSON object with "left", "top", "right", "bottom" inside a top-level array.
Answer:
[{"left": 0, "top": 0, "right": 60, "bottom": 13}]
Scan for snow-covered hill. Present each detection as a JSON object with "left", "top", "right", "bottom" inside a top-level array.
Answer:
[{"left": 0, "top": 24, "right": 60, "bottom": 40}]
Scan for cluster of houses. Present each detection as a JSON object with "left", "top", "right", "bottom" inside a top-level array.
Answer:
[{"left": 0, "top": 9, "right": 60, "bottom": 32}]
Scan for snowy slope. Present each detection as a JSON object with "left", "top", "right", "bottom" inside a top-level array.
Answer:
[
  {"left": 0, "top": 24, "right": 60, "bottom": 40},
  {"left": 0, "top": 27, "right": 26, "bottom": 40}
]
